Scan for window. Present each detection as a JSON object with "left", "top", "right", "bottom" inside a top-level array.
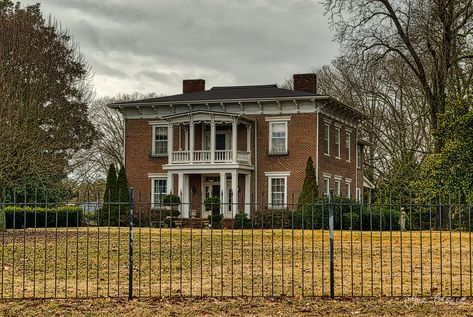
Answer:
[
  {"left": 153, "top": 126, "right": 168, "bottom": 156},
  {"left": 269, "top": 177, "right": 286, "bottom": 208},
  {"left": 346, "top": 182, "right": 351, "bottom": 199},
  {"left": 323, "top": 177, "right": 330, "bottom": 196},
  {"left": 269, "top": 122, "right": 288, "bottom": 154},
  {"left": 356, "top": 144, "right": 363, "bottom": 169},
  {"left": 334, "top": 179, "right": 341, "bottom": 196},
  {"left": 345, "top": 132, "right": 351, "bottom": 161},
  {"left": 335, "top": 127, "right": 340, "bottom": 158},
  {"left": 356, "top": 187, "right": 362, "bottom": 202},
  {"left": 265, "top": 172, "right": 290, "bottom": 208},
  {"left": 323, "top": 124, "right": 330, "bottom": 155},
  {"left": 152, "top": 178, "right": 167, "bottom": 207}
]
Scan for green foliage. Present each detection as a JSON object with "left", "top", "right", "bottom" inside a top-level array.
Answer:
[
  {"left": 100, "top": 164, "right": 121, "bottom": 226},
  {"left": 0, "top": 209, "right": 4, "bottom": 232},
  {"left": 298, "top": 156, "right": 318, "bottom": 208},
  {"left": 234, "top": 212, "right": 252, "bottom": 229},
  {"left": 162, "top": 194, "right": 181, "bottom": 207},
  {"left": 0, "top": 1, "right": 96, "bottom": 190},
  {"left": 1, "top": 206, "right": 82, "bottom": 229},
  {"left": 205, "top": 196, "right": 222, "bottom": 228},
  {"left": 413, "top": 97, "right": 473, "bottom": 203},
  {"left": 117, "top": 165, "right": 130, "bottom": 203}
]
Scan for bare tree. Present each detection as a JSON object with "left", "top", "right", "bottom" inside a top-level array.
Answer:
[
  {"left": 324, "top": 0, "right": 473, "bottom": 153},
  {"left": 317, "top": 55, "right": 431, "bottom": 184},
  {"left": 70, "top": 92, "right": 159, "bottom": 184}
]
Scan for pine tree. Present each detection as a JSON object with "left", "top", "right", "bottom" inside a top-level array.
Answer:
[
  {"left": 117, "top": 165, "right": 130, "bottom": 204},
  {"left": 298, "top": 156, "right": 318, "bottom": 209},
  {"left": 102, "top": 164, "right": 118, "bottom": 225}
]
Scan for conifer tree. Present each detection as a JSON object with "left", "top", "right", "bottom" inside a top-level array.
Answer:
[
  {"left": 298, "top": 156, "right": 318, "bottom": 209},
  {"left": 117, "top": 165, "right": 130, "bottom": 204},
  {"left": 102, "top": 164, "right": 118, "bottom": 225}
]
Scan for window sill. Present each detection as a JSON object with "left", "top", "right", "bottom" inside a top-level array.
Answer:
[
  {"left": 150, "top": 154, "right": 168, "bottom": 159},
  {"left": 268, "top": 151, "right": 289, "bottom": 156}
]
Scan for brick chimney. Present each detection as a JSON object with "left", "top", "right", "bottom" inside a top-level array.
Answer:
[
  {"left": 293, "top": 73, "right": 317, "bottom": 94},
  {"left": 183, "top": 79, "right": 205, "bottom": 93}
]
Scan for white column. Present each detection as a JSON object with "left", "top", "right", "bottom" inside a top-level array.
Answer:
[
  {"left": 246, "top": 124, "right": 251, "bottom": 152},
  {"left": 232, "top": 119, "right": 238, "bottom": 162},
  {"left": 244, "top": 173, "right": 251, "bottom": 216},
  {"left": 210, "top": 120, "right": 216, "bottom": 163},
  {"left": 189, "top": 120, "right": 195, "bottom": 164},
  {"left": 231, "top": 171, "right": 238, "bottom": 217},
  {"left": 220, "top": 172, "right": 227, "bottom": 217},
  {"left": 167, "top": 123, "right": 173, "bottom": 163},
  {"left": 178, "top": 172, "right": 184, "bottom": 200},
  {"left": 181, "top": 174, "right": 189, "bottom": 218},
  {"left": 167, "top": 173, "right": 174, "bottom": 194}
]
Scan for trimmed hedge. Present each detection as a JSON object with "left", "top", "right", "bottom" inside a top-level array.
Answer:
[{"left": 1, "top": 206, "right": 83, "bottom": 229}]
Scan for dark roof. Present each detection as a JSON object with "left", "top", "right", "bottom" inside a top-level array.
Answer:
[{"left": 113, "top": 84, "right": 316, "bottom": 105}]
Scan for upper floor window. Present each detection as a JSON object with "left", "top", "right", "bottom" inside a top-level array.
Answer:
[
  {"left": 269, "top": 122, "right": 288, "bottom": 154},
  {"left": 345, "top": 132, "right": 351, "bottom": 162},
  {"left": 152, "top": 126, "right": 168, "bottom": 156},
  {"left": 335, "top": 127, "right": 341, "bottom": 159},
  {"left": 323, "top": 124, "right": 330, "bottom": 156},
  {"left": 356, "top": 144, "right": 363, "bottom": 169}
]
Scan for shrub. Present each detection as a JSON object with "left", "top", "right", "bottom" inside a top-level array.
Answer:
[
  {"left": 1, "top": 206, "right": 83, "bottom": 229},
  {"left": 234, "top": 212, "right": 252, "bottom": 229}
]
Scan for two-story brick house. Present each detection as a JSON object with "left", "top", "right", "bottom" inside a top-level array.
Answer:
[{"left": 109, "top": 73, "right": 369, "bottom": 219}]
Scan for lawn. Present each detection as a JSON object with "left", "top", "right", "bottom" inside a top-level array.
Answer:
[{"left": 0, "top": 227, "right": 472, "bottom": 299}]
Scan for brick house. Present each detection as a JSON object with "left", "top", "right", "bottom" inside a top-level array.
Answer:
[{"left": 109, "top": 73, "right": 371, "bottom": 219}]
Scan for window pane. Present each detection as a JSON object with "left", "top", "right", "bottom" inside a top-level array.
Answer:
[
  {"left": 324, "top": 125, "right": 329, "bottom": 155},
  {"left": 153, "top": 179, "right": 167, "bottom": 206},
  {"left": 270, "top": 178, "right": 285, "bottom": 207},
  {"left": 271, "top": 122, "right": 287, "bottom": 153},
  {"left": 154, "top": 127, "right": 168, "bottom": 155}
]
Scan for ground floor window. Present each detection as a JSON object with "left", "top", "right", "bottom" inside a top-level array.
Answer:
[
  {"left": 265, "top": 172, "right": 289, "bottom": 208},
  {"left": 346, "top": 182, "right": 351, "bottom": 199},
  {"left": 152, "top": 178, "right": 167, "bottom": 207},
  {"left": 323, "top": 177, "right": 330, "bottom": 196},
  {"left": 356, "top": 187, "right": 362, "bottom": 203}
]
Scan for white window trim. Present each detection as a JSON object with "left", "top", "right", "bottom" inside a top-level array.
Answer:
[
  {"left": 334, "top": 179, "right": 341, "bottom": 196},
  {"left": 356, "top": 144, "right": 362, "bottom": 169},
  {"left": 265, "top": 172, "right": 290, "bottom": 208},
  {"left": 151, "top": 124, "right": 168, "bottom": 157},
  {"left": 346, "top": 182, "right": 351, "bottom": 199},
  {"left": 323, "top": 173, "right": 331, "bottom": 196},
  {"left": 345, "top": 132, "right": 351, "bottom": 162},
  {"left": 268, "top": 121, "right": 288, "bottom": 155},
  {"left": 150, "top": 176, "right": 168, "bottom": 207},
  {"left": 323, "top": 123, "right": 330, "bottom": 156},
  {"left": 334, "top": 127, "right": 341, "bottom": 159},
  {"left": 356, "top": 187, "right": 362, "bottom": 202},
  {"left": 265, "top": 116, "right": 291, "bottom": 122}
]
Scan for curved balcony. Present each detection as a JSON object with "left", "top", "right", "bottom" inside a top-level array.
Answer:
[{"left": 171, "top": 150, "right": 251, "bottom": 164}]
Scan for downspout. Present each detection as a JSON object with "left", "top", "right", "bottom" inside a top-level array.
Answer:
[
  {"left": 254, "top": 120, "right": 258, "bottom": 206},
  {"left": 315, "top": 106, "right": 320, "bottom": 195},
  {"left": 355, "top": 122, "right": 359, "bottom": 202}
]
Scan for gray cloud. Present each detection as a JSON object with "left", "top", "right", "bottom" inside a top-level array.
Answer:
[{"left": 31, "top": 0, "right": 338, "bottom": 96}]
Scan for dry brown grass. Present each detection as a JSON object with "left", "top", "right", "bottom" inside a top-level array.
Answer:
[
  {"left": 0, "top": 228, "right": 472, "bottom": 298},
  {"left": 1, "top": 297, "right": 473, "bottom": 316}
]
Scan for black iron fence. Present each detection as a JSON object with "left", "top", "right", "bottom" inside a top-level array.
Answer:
[{"left": 0, "top": 189, "right": 472, "bottom": 299}]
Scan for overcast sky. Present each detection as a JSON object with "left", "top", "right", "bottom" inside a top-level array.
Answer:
[{"left": 30, "top": 0, "right": 339, "bottom": 97}]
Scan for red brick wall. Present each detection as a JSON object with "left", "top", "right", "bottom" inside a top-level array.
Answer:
[
  {"left": 125, "top": 119, "right": 167, "bottom": 206},
  {"left": 249, "top": 113, "right": 318, "bottom": 205},
  {"left": 317, "top": 113, "right": 359, "bottom": 199}
]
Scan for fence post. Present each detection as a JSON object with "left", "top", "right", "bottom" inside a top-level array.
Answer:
[
  {"left": 128, "top": 188, "right": 134, "bottom": 301},
  {"left": 329, "top": 190, "right": 335, "bottom": 298}
]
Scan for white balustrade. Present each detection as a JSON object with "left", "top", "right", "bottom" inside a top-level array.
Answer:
[
  {"left": 236, "top": 151, "right": 251, "bottom": 163},
  {"left": 215, "top": 150, "right": 232, "bottom": 162},
  {"left": 171, "top": 151, "right": 190, "bottom": 163},
  {"left": 193, "top": 150, "right": 211, "bottom": 162}
]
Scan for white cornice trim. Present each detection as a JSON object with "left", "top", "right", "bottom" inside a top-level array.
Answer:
[
  {"left": 265, "top": 116, "right": 291, "bottom": 122},
  {"left": 264, "top": 171, "right": 291, "bottom": 177}
]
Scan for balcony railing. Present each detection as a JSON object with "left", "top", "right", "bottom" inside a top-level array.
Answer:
[{"left": 171, "top": 150, "right": 251, "bottom": 164}]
